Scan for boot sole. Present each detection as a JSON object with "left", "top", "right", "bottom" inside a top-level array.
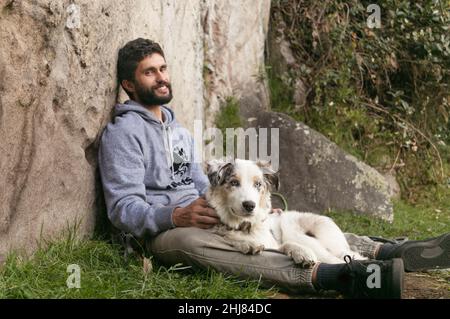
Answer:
[
  {"left": 399, "top": 233, "right": 450, "bottom": 272},
  {"left": 390, "top": 258, "right": 404, "bottom": 299}
]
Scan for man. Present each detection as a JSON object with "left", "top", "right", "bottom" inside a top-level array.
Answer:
[{"left": 98, "top": 38, "right": 450, "bottom": 298}]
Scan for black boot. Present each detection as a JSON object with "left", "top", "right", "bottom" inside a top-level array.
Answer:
[
  {"left": 332, "top": 256, "right": 404, "bottom": 299},
  {"left": 376, "top": 232, "right": 450, "bottom": 272}
]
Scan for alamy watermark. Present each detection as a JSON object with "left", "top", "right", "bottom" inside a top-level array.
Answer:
[
  {"left": 66, "top": 264, "right": 81, "bottom": 289},
  {"left": 367, "top": 4, "right": 381, "bottom": 29},
  {"left": 366, "top": 264, "right": 381, "bottom": 289},
  {"left": 192, "top": 120, "right": 280, "bottom": 171},
  {"left": 66, "top": 4, "right": 81, "bottom": 29}
]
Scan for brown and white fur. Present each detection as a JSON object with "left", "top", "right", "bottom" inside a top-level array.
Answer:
[{"left": 205, "top": 159, "right": 366, "bottom": 266}]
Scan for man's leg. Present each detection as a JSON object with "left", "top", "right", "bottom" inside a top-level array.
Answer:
[
  {"left": 147, "top": 227, "right": 404, "bottom": 298},
  {"left": 344, "top": 233, "right": 382, "bottom": 259},
  {"left": 345, "top": 232, "right": 450, "bottom": 272},
  {"left": 147, "top": 227, "right": 316, "bottom": 294}
]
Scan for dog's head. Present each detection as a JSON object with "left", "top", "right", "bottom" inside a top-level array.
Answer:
[{"left": 205, "top": 159, "right": 279, "bottom": 225}]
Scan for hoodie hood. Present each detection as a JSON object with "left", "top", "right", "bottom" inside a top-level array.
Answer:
[{"left": 114, "top": 99, "right": 175, "bottom": 125}]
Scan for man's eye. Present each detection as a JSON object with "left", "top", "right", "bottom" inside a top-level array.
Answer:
[{"left": 230, "top": 180, "right": 240, "bottom": 187}]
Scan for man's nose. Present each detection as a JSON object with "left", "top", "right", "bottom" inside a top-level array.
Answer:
[{"left": 155, "top": 71, "right": 168, "bottom": 83}]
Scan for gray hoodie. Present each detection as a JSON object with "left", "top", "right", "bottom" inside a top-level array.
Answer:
[{"left": 98, "top": 100, "right": 209, "bottom": 238}]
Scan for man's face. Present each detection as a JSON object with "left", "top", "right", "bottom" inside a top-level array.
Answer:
[{"left": 129, "top": 53, "right": 173, "bottom": 106}]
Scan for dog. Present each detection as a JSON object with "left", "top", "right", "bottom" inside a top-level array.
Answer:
[{"left": 205, "top": 158, "right": 366, "bottom": 266}]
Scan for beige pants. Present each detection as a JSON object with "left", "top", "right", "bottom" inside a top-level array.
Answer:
[{"left": 147, "top": 227, "right": 381, "bottom": 294}]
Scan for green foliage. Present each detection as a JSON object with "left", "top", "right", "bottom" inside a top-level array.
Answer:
[
  {"left": 214, "top": 97, "right": 243, "bottom": 158},
  {"left": 215, "top": 97, "right": 242, "bottom": 133},
  {"left": 270, "top": 0, "right": 450, "bottom": 200}
]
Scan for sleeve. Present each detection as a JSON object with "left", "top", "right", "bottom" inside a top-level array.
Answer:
[
  {"left": 190, "top": 135, "right": 210, "bottom": 196},
  {"left": 98, "top": 125, "right": 176, "bottom": 238}
]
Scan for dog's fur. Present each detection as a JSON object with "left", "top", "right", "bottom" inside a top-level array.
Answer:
[{"left": 205, "top": 159, "right": 365, "bottom": 266}]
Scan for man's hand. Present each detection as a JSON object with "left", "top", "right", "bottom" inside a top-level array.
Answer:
[{"left": 172, "top": 198, "right": 220, "bottom": 229}]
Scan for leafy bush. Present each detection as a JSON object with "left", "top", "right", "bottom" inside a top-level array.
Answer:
[{"left": 269, "top": 0, "right": 450, "bottom": 200}]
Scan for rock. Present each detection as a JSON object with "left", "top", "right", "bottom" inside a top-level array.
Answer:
[
  {"left": 266, "top": 14, "right": 310, "bottom": 114},
  {"left": 382, "top": 171, "right": 402, "bottom": 200},
  {"left": 202, "top": 0, "right": 271, "bottom": 127},
  {"left": 293, "top": 78, "right": 308, "bottom": 111},
  {"left": 266, "top": 15, "right": 297, "bottom": 75},
  {"left": 0, "top": 0, "right": 271, "bottom": 257},
  {"left": 279, "top": 38, "right": 297, "bottom": 66},
  {"left": 252, "top": 112, "right": 394, "bottom": 221}
]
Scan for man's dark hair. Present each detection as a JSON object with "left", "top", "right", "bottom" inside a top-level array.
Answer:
[{"left": 117, "top": 38, "right": 165, "bottom": 96}]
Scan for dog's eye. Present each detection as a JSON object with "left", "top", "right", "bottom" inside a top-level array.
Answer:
[
  {"left": 230, "top": 180, "right": 240, "bottom": 187},
  {"left": 254, "top": 181, "right": 262, "bottom": 189}
]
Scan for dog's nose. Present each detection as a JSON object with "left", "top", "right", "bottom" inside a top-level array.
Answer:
[{"left": 242, "top": 201, "right": 256, "bottom": 213}]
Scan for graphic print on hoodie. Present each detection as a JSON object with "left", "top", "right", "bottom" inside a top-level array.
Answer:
[
  {"left": 167, "top": 145, "right": 194, "bottom": 190},
  {"left": 98, "top": 100, "right": 209, "bottom": 237}
]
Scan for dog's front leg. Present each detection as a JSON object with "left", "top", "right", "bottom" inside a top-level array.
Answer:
[
  {"left": 224, "top": 235, "right": 265, "bottom": 255},
  {"left": 212, "top": 224, "right": 230, "bottom": 237},
  {"left": 279, "top": 242, "right": 318, "bottom": 268}
]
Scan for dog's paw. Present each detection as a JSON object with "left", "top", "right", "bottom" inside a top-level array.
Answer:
[
  {"left": 237, "top": 221, "right": 252, "bottom": 234},
  {"left": 286, "top": 247, "right": 318, "bottom": 268},
  {"left": 237, "top": 242, "right": 265, "bottom": 255},
  {"left": 212, "top": 225, "right": 229, "bottom": 236}
]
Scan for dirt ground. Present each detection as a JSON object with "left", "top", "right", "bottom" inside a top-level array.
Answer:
[
  {"left": 402, "top": 271, "right": 449, "bottom": 299},
  {"left": 271, "top": 270, "right": 450, "bottom": 299}
]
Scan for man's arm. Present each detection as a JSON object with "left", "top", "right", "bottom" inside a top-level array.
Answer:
[{"left": 98, "top": 125, "right": 175, "bottom": 238}]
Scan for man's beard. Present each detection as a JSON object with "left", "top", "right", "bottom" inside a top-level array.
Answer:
[{"left": 134, "top": 81, "right": 173, "bottom": 106}]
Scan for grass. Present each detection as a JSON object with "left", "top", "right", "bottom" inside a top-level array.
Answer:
[{"left": 0, "top": 231, "right": 273, "bottom": 299}]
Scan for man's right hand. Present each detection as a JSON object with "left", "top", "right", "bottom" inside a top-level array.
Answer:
[{"left": 172, "top": 198, "right": 220, "bottom": 229}]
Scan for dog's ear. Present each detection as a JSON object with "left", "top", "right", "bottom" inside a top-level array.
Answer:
[
  {"left": 256, "top": 160, "right": 280, "bottom": 191},
  {"left": 205, "top": 159, "right": 222, "bottom": 187},
  {"left": 205, "top": 159, "right": 235, "bottom": 186},
  {"left": 217, "top": 162, "right": 235, "bottom": 185}
]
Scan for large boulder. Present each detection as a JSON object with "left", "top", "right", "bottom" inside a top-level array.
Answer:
[
  {"left": 251, "top": 111, "right": 394, "bottom": 221},
  {"left": 0, "top": 0, "right": 271, "bottom": 259}
]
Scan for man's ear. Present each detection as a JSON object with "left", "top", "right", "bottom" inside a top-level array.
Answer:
[
  {"left": 121, "top": 79, "right": 135, "bottom": 95},
  {"left": 256, "top": 160, "right": 280, "bottom": 191}
]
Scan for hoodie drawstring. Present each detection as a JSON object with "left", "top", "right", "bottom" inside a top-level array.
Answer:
[
  {"left": 162, "top": 123, "right": 175, "bottom": 179},
  {"left": 167, "top": 126, "right": 175, "bottom": 179}
]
